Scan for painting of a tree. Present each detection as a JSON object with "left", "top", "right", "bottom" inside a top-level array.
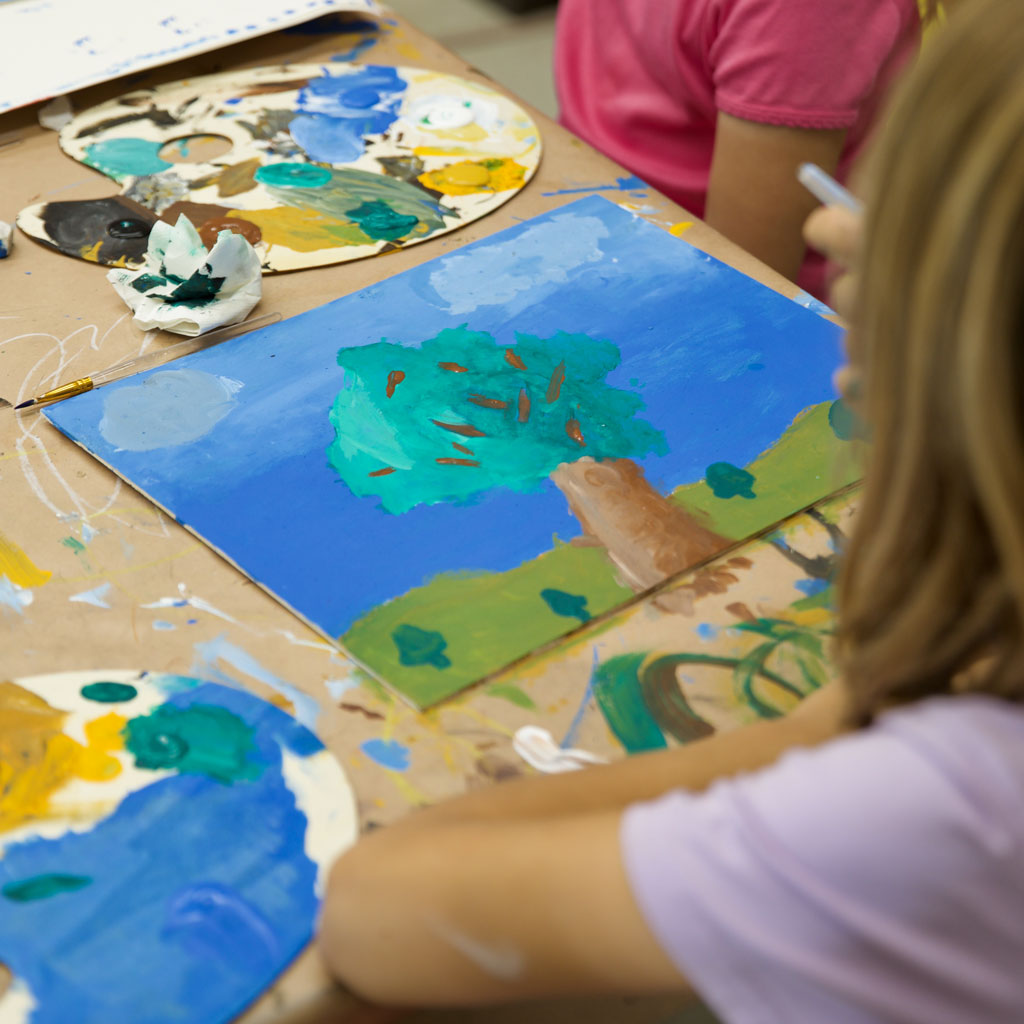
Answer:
[{"left": 326, "top": 327, "right": 727, "bottom": 592}]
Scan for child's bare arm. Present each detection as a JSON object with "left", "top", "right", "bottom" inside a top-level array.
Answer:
[{"left": 706, "top": 113, "right": 846, "bottom": 284}]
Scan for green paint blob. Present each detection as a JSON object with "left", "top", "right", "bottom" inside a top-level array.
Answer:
[
  {"left": 167, "top": 268, "right": 226, "bottom": 306},
  {"left": 327, "top": 327, "right": 667, "bottom": 515},
  {"left": 61, "top": 536, "right": 86, "bottom": 554},
  {"left": 828, "top": 397, "right": 866, "bottom": 441},
  {"left": 3, "top": 874, "right": 92, "bottom": 902},
  {"left": 130, "top": 273, "right": 165, "bottom": 293},
  {"left": 123, "top": 703, "right": 263, "bottom": 783},
  {"left": 81, "top": 681, "right": 138, "bottom": 703},
  {"left": 592, "top": 654, "right": 667, "bottom": 754},
  {"left": 344, "top": 199, "right": 419, "bottom": 240},
  {"left": 83, "top": 138, "right": 171, "bottom": 180},
  {"left": 392, "top": 624, "right": 451, "bottom": 669},
  {"left": 540, "top": 587, "right": 591, "bottom": 622},
  {"left": 484, "top": 683, "right": 536, "bottom": 710},
  {"left": 254, "top": 162, "right": 332, "bottom": 189},
  {"left": 705, "top": 461, "right": 757, "bottom": 499}
]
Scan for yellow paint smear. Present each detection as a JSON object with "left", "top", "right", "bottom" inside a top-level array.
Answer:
[
  {"left": 418, "top": 158, "right": 527, "bottom": 196},
  {"left": 79, "top": 240, "right": 102, "bottom": 262},
  {"left": 0, "top": 530, "right": 52, "bottom": 588},
  {"left": 229, "top": 206, "right": 371, "bottom": 253},
  {"left": 669, "top": 221, "right": 694, "bottom": 236},
  {"left": 0, "top": 682, "right": 125, "bottom": 834}
]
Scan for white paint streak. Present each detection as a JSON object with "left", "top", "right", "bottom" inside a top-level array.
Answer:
[
  {"left": 512, "top": 725, "right": 607, "bottom": 774},
  {"left": 69, "top": 582, "right": 112, "bottom": 608},
  {"left": 430, "top": 918, "right": 525, "bottom": 980},
  {"left": 0, "top": 576, "right": 33, "bottom": 614}
]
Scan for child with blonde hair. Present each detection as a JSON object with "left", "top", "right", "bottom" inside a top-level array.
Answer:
[{"left": 319, "top": 1, "right": 1024, "bottom": 1017}]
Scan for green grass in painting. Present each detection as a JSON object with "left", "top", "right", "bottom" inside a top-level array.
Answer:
[
  {"left": 669, "top": 402, "right": 861, "bottom": 538},
  {"left": 343, "top": 400, "right": 861, "bottom": 708},
  {"left": 343, "top": 543, "right": 632, "bottom": 707}
]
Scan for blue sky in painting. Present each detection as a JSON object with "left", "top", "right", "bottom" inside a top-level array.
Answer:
[{"left": 48, "top": 197, "right": 844, "bottom": 638}]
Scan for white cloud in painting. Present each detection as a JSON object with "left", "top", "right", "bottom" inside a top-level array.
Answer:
[
  {"left": 99, "top": 369, "right": 241, "bottom": 451},
  {"left": 428, "top": 212, "right": 610, "bottom": 315}
]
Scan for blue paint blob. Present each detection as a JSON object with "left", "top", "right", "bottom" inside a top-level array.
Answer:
[
  {"left": 289, "top": 65, "right": 406, "bottom": 164},
  {"left": 254, "top": 162, "right": 332, "bottom": 189},
  {"left": 696, "top": 623, "right": 719, "bottom": 641},
  {"left": 794, "top": 578, "right": 829, "bottom": 597},
  {"left": 83, "top": 138, "right": 171, "bottom": 180},
  {"left": 360, "top": 738, "right": 411, "bottom": 771},
  {"left": 99, "top": 369, "right": 239, "bottom": 452},
  {"left": 152, "top": 619, "right": 177, "bottom": 631},
  {"left": 0, "top": 683, "right": 321, "bottom": 1024}
]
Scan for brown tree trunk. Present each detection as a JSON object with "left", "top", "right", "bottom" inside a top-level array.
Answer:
[{"left": 551, "top": 457, "right": 728, "bottom": 595}]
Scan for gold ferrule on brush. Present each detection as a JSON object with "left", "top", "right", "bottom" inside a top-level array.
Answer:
[{"left": 34, "top": 377, "right": 95, "bottom": 404}]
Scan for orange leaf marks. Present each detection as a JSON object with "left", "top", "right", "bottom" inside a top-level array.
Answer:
[
  {"left": 368, "top": 467, "right": 397, "bottom": 477},
  {"left": 517, "top": 389, "right": 531, "bottom": 424},
  {"left": 468, "top": 394, "right": 509, "bottom": 410},
  {"left": 438, "top": 361, "right": 469, "bottom": 373},
  {"left": 436, "top": 457, "right": 480, "bottom": 467},
  {"left": 452, "top": 442, "right": 475, "bottom": 455},
  {"left": 431, "top": 419, "right": 487, "bottom": 438},
  {"left": 546, "top": 361, "right": 566, "bottom": 403},
  {"left": 504, "top": 349, "right": 527, "bottom": 370},
  {"left": 565, "top": 418, "right": 586, "bottom": 446},
  {"left": 386, "top": 370, "right": 405, "bottom": 398}
]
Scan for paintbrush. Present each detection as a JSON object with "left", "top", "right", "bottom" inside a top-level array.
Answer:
[
  {"left": 14, "top": 312, "right": 281, "bottom": 410},
  {"left": 798, "top": 162, "right": 863, "bottom": 214}
]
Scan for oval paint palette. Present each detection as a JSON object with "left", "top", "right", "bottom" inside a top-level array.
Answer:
[
  {"left": 0, "top": 670, "right": 357, "bottom": 1024},
  {"left": 17, "top": 63, "right": 542, "bottom": 272}
]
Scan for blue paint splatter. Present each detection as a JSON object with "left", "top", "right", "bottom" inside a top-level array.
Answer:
[
  {"left": 541, "top": 175, "right": 648, "bottom": 198},
  {"left": 289, "top": 65, "right": 406, "bottom": 164},
  {"left": 99, "top": 369, "right": 240, "bottom": 452},
  {"left": 696, "top": 623, "right": 718, "bottom": 641},
  {"left": 794, "top": 578, "right": 829, "bottom": 597},
  {"left": 0, "top": 684, "right": 320, "bottom": 1024},
  {"left": 69, "top": 583, "right": 112, "bottom": 609},
  {"left": 360, "top": 738, "right": 410, "bottom": 771},
  {"left": 152, "top": 619, "right": 177, "bottom": 631}
]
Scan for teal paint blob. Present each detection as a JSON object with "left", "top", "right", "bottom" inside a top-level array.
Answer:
[
  {"left": 540, "top": 587, "right": 591, "bottom": 622},
  {"left": 254, "top": 162, "right": 332, "bottom": 189},
  {"left": 123, "top": 703, "right": 263, "bottom": 783},
  {"left": 80, "top": 681, "right": 138, "bottom": 703},
  {"left": 344, "top": 199, "right": 419, "bottom": 240},
  {"left": 326, "top": 326, "right": 667, "bottom": 515},
  {"left": 828, "top": 397, "right": 866, "bottom": 441},
  {"left": 3, "top": 874, "right": 92, "bottom": 902},
  {"left": 392, "top": 623, "right": 451, "bottom": 669},
  {"left": 83, "top": 138, "right": 171, "bottom": 180},
  {"left": 706, "top": 461, "right": 756, "bottom": 499}
]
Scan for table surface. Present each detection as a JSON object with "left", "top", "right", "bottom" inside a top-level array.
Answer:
[{"left": 0, "top": 11, "right": 853, "bottom": 1022}]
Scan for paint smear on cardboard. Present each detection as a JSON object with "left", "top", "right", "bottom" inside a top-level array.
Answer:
[{"left": 0, "top": 531, "right": 52, "bottom": 588}]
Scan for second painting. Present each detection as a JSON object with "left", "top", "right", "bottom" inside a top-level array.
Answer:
[{"left": 48, "top": 197, "right": 854, "bottom": 707}]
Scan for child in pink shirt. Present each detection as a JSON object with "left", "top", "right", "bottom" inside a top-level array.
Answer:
[{"left": 555, "top": 0, "right": 921, "bottom": 297}]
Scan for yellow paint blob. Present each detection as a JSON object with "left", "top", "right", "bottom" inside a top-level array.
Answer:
[
  {"left": 229, "top": 206, "right": 372, "bottom": 253},
  {"left": 0, "top": 530, "right": 51, "bottom": 588},
  {"left": 0, "top": 682, "right": 124, "bottom": 834},
  {"left": 669, "top": 221, "right": 694, "bottom": 236},
  {"left": 418, "top": 158, "right": 527, "bottom": 197},
  {"left": 79, "top": 240, "right": 102, "bottom": 262}
]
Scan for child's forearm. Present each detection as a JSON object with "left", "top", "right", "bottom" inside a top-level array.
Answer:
[{"left": 380, "top": 681, "right": 849, "bottom": 833}]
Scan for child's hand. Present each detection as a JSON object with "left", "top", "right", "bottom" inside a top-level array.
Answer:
[
  {"left": 803, "top": 205, "right": 860, "bottom": 321},
  {"left": 803, "top": 205, "right": 862, "bottom": 405}
]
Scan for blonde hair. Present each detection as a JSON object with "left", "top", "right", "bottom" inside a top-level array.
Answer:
[{"left": 839, "top": 0, "right": 1024, "bottom": 723}]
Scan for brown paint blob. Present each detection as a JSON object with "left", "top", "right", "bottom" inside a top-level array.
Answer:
[
  {"left": 197, "top": 216, "right": 262, "bottom": 250},
  {"left": 504, "top": 349, "right": 527, "bottom": 370},
  {"left": 467, "top": 394, "right": 508, "bottom": 410},
  {"left": 431, "top": 419, "right": 486, "bottom": 438},
  {"left": 436, "top": 458, "right": 480, "bottom": 467},
  {"left": 386, "top": 370, "right": 406, "bottom": 398},
  {"left": 546, "top": 361, "right": 566, "bottom": 403},
  {"left": 517, "top": 389, "right": 531, "bottom": 423},
  {"left": 368, "top": 467, "right": 396, "bottom": 477},
  {"left": 565, "top": 418, "right": 586, "bottom": 446},
  {"left": 438, "top": 362, "right": 468, "bottom": 373}
]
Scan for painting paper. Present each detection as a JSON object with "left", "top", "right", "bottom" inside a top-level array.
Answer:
[
  {"left": 0, "top": 670, "right": 356, "bottom": 1024},
  {"left": 46, "top": 197, "right": 855, "bottom": 707},
  {"left": 0, "top": 0, "right": 384, "bottom": 113}
]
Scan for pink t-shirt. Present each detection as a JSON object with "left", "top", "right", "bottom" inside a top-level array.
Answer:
[
  {"left": 555, "top": 0, "right": 920, "bottom": 297},
  {"left": 621, "top": 696, "right": 1024, "bottom": 1023}
]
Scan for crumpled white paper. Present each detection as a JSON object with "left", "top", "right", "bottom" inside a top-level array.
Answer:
[
  {"left": 0, "top": 219, "right": 13, "bottom": 258},
  {"left": 107, "top": 215, "right": 262, "bottom": 337}
]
